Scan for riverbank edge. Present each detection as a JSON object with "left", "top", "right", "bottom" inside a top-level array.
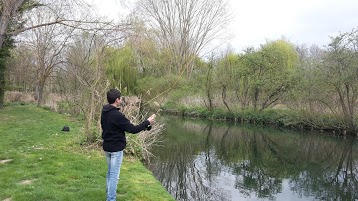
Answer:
[{"left": 161, "top": 106, "right": 357, "bottom": 136}]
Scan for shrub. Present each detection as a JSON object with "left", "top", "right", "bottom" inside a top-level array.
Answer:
[{"left": 57, "top": 101, "right": 71, "bottom": 114}]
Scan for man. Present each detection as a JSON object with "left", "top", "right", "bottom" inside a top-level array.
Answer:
[{"left": 101, "top": 89, "right": 155, "bottom": 201}]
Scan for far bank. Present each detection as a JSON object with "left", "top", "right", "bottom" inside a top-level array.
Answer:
[{"left": 160, "top": 105, "right": 358, "bottom": 137}]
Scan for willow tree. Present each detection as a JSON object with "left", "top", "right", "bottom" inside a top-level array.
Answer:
[
  {"left": 105, "top": 46, "right": 139, "bottom": 95},
  {"left": 242, "top": 40, "right": 299, "bottom": 111}
]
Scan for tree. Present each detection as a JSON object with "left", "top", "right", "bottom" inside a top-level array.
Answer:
[
  {"left": 235, "top": 56, "right": 251, "bottom": 110},
  {"left": 0, "top": 36, "right": 13, "bottom": 105},
  {"left": 0, "top": 0, "right": 125, "bottom": 108},
  {"left": 58, "top": 32, "right": 109, "bottom": 142},
  {"left": 0, "top": 0, "right": 26, "bottom": 49},
  {"left": 216, "top": 50, "right": 239, "bottom": 112},
  {"left": 22, "top": 3, "right": 76, "bottom": 106},
  {"left": 320, "top": 29, "right": 358, "bottom": 133},
  {"left": 291, "top": 44, "right": 325, "bottom": 112},
  {"left": 204, "top": 55, "right": 215, "bottom": 110},
  {"left": 135, "top": 0, "right": 231, "bottom": 76},
  {"left": 241, "top": 40, "right": 299, "bottom": 111},
  {"left": 0, "top": 0, "right": 39, "bottom": 108},
  {"left": 6, "top": 44, "right": 37, "bottom": 91}
]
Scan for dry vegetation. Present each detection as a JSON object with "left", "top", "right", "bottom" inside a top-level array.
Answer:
[{"left": 5, "top": 91, "right": 63, "bottom": 111}]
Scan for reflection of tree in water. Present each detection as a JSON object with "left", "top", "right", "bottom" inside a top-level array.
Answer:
[
  {"left": 290, "top": 139, "right": 358, "bottom": 200},
  {"left": 218, "top": 128, "right": 358, "bottom": 200},
  {"left": 148, "top": 116, "right": 358, "bottom": 200},
  {"left": 147, "top": 135, "right": 231, "bottom": 200},
  {"left": 232, "top": 160, "right": 283, "bottom": 200},
  {"left": 218, "top": 131, "right": 284, "bottom": 199}
]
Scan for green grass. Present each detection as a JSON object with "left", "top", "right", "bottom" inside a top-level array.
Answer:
[{"left": 0, "top": 104, "right": 174, "bottom": 201}]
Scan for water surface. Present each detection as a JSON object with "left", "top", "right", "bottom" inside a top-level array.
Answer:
[{"left": 145, "top": 115, "right": 358, "bottom": 201}]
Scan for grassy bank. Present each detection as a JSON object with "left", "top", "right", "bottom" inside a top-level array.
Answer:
[
  {"left": 0, "top": 104, "right": 174, "bottom": 201},
  {"left": 162, "top": 106, "right": 356, "bottom": 135}
]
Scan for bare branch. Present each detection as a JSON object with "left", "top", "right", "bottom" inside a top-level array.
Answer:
[{"left": 6, "top": 19, "right": 130, "bottom": 36}]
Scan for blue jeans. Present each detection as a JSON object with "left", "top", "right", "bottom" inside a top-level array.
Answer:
[{"left": 105, "top": 151, "right": 123, "bottom": 201}]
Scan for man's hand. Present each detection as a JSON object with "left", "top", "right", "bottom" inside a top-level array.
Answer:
[{"left": 147, "top": 114, "right": 156, "bottom": 124}]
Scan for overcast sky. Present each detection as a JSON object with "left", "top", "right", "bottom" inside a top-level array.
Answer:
[
  {"left": 230, "top": 0, "right": 358, "bottom": 50},
  {"left": 87, "top": 0, "right": 358, "bottom": 52}
]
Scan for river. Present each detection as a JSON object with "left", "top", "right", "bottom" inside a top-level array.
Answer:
[{"left": 145, "top": 115, "right": 358, "bottom": 201}]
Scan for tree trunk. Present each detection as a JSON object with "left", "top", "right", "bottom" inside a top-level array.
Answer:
[
  {"left": 0, "top": 0, "right": 25, "bottom": 49},
  {"left": 337, "top": 86, "right": 355, "bottom": 133},
  {"left": 205, "top": 61, "right": 214, "bottom": 110},
  {"left": 36, "top": 76, "right": 47, "bottom": 106},
  {"left": 85, "top": 89, "right": 96, "bottom": 142},
  {"left": 222, "top": 84, "right": 231, "bottom": 112},
  {"left": 345, "top": 84, "right": 357, "bottom": 133},
  {"left": 37, "top": 83, "right": 44, "bottom": 106},
  {"left": 253, "top": 88, "right": 259, "bottom": 111}
]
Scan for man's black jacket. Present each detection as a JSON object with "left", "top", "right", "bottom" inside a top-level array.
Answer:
[{"left": 101, "top": 104, "right": 150, "bottom": 152}]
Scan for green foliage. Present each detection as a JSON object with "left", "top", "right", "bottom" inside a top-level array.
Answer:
[
  {"left": 0, "top": 36, "right": 14, "bottom": 108},
  {"left": 216, "top": 52, "right": 240, "bottom": 85},
  {"left": 287, "top": 29, "right": 358, "bottom": 133},
  {"left": 137, "top": 44, "right": 174, "bottom": 77},
  {"left": 16, "top": 1, "right": 43, "bottom": 14},
  {"left": 57, "top": 101, "right": 71, "bottom": 114},
  {"left": 125, "top": 30, "right": 173, "bottom": 77},
  {"left": 137, "top": 74, "right": 203, "bottom": 108},
  {"left": 320, "top": 30, "right": 358, "bottom": 130},
  {"left": 137, "top": 75, "right": 177, "bottom": 99},
  {"left": 105, "top": 46, "right": 139, "bottom": 95},
  {"left": 240, "top": 40, "right": 299, "bottom": 110},
  {"left": 162, "top": 104, "right": 355, "bottom": 134}
]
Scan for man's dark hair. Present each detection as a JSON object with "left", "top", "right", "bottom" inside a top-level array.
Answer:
[{"left": 107, "top": 89, "right": 121, "bottom": 104}]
